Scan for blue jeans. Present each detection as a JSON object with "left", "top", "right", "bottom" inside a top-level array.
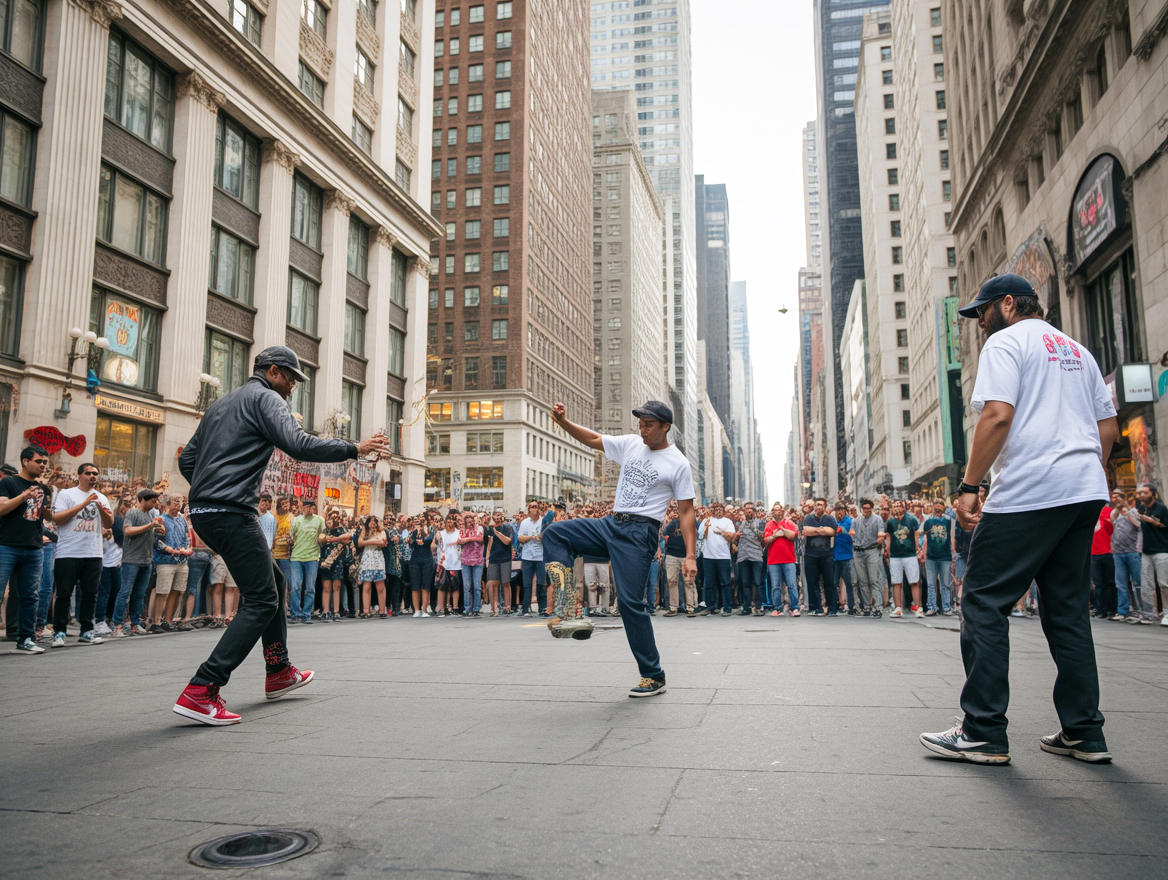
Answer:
[
  {"left": 114, "top": 562, "right": 153, "bottom": 627},
  {"left": 288, "top": 560, "right": 319, "bottom": 621},
  {"left": 461, "top": 563, "right": 484, "bottom": 612},
  {"left": 96, "top": 565, "right": 120, "bottom": 624},
  {"left": 833, "top": 558, "right": 855, "bottom": 610},
  {"left": 925, "top": 557, "right": 954, "bottom": 612},
  {"left": 544, "top": 515, "right": 664, "bottom": 681},
  {"left": 1113, "top": 552, "right": 1139, "bottom": 617},
  {"left": 644, "top": 558, "right": 659, "bottom": 607},
  {"left": 37, "top": 543, "right": 55, "bottom": 626},
  {"left": 703, "top": 557, "right": 733, "bottom": 611},
  {"left": 0, "top": 545, "right": 44, "bottom": 640},
  {"left": 188, "top": 550, "right": 213, "bottom": 617},
  {"left": 521, "top": 559, "right": 544, "bottom": 611},
  {"left": 768, "top": 562, "right": 798, "bottom": 610},
  {"left": 737, "top": 559, "right": 764, "bottom": 609}
]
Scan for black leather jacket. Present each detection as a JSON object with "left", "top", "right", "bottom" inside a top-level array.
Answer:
[{"left": 179, "top": 375, "right": 356, "bottom": 514}]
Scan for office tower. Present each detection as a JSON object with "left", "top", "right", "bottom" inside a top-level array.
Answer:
[
  {"left": 797, "top": 268, "right": 825, "bottom": 494},
  {"left": 813, "top": 0, "right": 890, "bottom": 495},
  {"left": 695, "top": 176, "right": 732, "bottom": 426},
  {"left": 589, "top": 0, "right": 697, "bottom": 465},
  {"left": 591, "top": 90, "right": 667, "bottom": 498},
  {"left": 729, "top": 280, "right": 762, "bottom": 501},
  {"left": 425, "top": 0, "right": 597, "bottom": 510},
  {"left": 803, "top": 122, "right": 822, "bottom": 269}
]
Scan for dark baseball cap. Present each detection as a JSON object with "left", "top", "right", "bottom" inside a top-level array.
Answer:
[
  {"left": 631, "top": 400, "right": 673, "bottom": 425},
  {"left": 136, "top": 488, "right": 160, "bottom": 501},
  {"left": 958, "top": 273, "right": 1039, "bottom": 319},
  {"left": 254, "top": 345, "right": 311, "bottom": 382}
]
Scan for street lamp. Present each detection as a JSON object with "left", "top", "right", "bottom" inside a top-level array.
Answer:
[
  {"left": 195, "top": 373, "right": 222, "bottom": 416},
  {"left": 64, "top": 326, "right": 110, "bottom": 399}
]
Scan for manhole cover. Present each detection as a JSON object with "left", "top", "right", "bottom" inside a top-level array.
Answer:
[{"left": 189, "top": 829, "right": 319, "bottom": 869}]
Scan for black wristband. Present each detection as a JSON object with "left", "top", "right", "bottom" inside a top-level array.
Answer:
[{"left": 958, "top": 482, "right": 980, "bottom": 495}]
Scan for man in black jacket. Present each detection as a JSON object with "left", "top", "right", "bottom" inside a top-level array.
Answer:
[{"left": 173, "top": 347, "right": 390, "bottom": 725}]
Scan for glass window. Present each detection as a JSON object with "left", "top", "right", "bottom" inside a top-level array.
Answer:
[
  {"left": 935, "top": 89, "right": 946, "bottom": 110},
  {"left": 465, "top": 253, "right": 481, "bottom": 272},
  {"left": 448, "top": 127, "right": 458, "bottom": 145},
  {"left": 469, "top": 63, "right": 484, "bottom": 82},
  {"left": 898, "top": 357, "right": 909, "bottom": 373},
  {"left": 891, "top": 246, "right": 902, "bottom": 264},
  {"left": 894, "top": 301, "right": 906, "bottom": 319},
  {"left": 930, "top": 7, "right": 941, "bottom": 26},
  {"left": 104, "top": 31, "right": 174, "bottom": 151},
  {"left": 344, "top": 302, "right": 366, "bottom": 356},
  {"left": 435, "top": 39, "right": 444, "bottom": 57},
  {"left": 494, "top": 152, "right": 510, "bottom": 172},
  {"left": 466, "top": 155, "right": 482, "bottom": 174},
  {"left": 496, "top": 31, "right": 512, "bottom": 49},
  {"left": 896, "top": 329, "right": 908, "bottom": 347},
  {"left": 341, "top": 381, "right": 362, "bottom": 439},
  {"left": 890, "top": 222, "right": 901, "bottom": 239},
  {"left": 497, "top": 2, "right": 512, "bottom": 19},
  {"left": 90, "top": 287, "right": 162, "bottom": 391},
  {"left": 934, "top": 62, "right": 944, "bottom": 81},
  {"left": 348, "top": 216, "right": 370, "bottom": 277},
  {"left": 301, "top": 0, "right": 326, "bottom": 37},
  {"left": 468, "top": 94, "right": 483, "bottom": 112},
  {"left": 352, "top": 115, "right": 373, "bottom": 154},
  {"left": 214, "top": 113, "right": 260, "bottom": 208},
  {"left": 942, "top": 180, "right": 951, "bottom": 201},
  {"left": 887, "top": 168, "right": 898, "bottom": 185},
  {"left": 359, "top": 0, "right": 377, "bottom": 26},
  {"left": 398, "top": 97, "right": 414, "bottom": 131},
  {"left": 469, "top": 35, "right": 484, "bottom": 52},
  {"left": 0, "top": 111, "right": 35, "bottom": 208},
  {"left": 356, "top": 49, "right": 375, "bottom": 90},
  {"left": 92, "top": 416, "right": 156, "bottom": 485},
  {"left": 880, "top": 46, "right": 891, "bottom": 61},
  {"left": 395, "top": 159, "right": 411, "bottom": 189},
  {"left": 1, "top": 0, "right": 44, "bottom": 71},
  {"left": 884, "top": 118, "right": 895, "bottom": 135},
  {"left": 882, "top": 70, "right": 892, "bottom": 85},
  {"left": 427, "top": 433, "right": 450, "bottom": 454},
  {"left": 883, "top": 94, "right": 894, "bottom": 110},
  {"left": 399, "top": 0, "right": 413, "bottom": 17},
  {"left": 467, "top": 400, "right": 503, "bottom": 420},
  {"left": 230, "top": 0, "right": 262, "bottom": 44},
  {"left": 444, "top": 288, "right": 454, "bottom": 307},
  {"left": 291, "top": 174, "right": 323, "bottom": 248},
  {"left": 449, "top": 8, "right": 460, "bottom": 24},
  {"left": 298, "top": 61, "right": 325, "bottom": 107},
  {"left": 288, "top": 270, "right": 319, "bottom": 335},
  {"left": 889, "top": 194, "right": 899, "bottom": 211},
  {"left": 208, "top": 226, "right": 255, "bottom": 304},
  {"left": 386, "top": 397, "right": 403, "bottom": 454},
  {"left": 493, "top": 184, "right": 509, "bottom": 204},
  {"left": 449, "top": 37, "right": 460, "bottom": 55},
  {"left": 0, "top": 254, "right": 25, "bottom": 357},
  {"left": 465, "top": 356, "right": 479, "bottom": 389},
  {"left": 491, "top": 318, "right": 507, "bottom": 339},
  {"left": 492, "top": 251, "right": 508, "bottom": 271},
  {"left": 465, "top": 219, "right": 481, "bottom": 238},
  {"left": 464, "top": 286, "right": 481, "bottom": 306},
  {"left": 493, "top": 218, "right": 508, "bottom": 237},
  {"left": 494, "top": 121, "right": 510, "bottom": 140},
  {"left": 1085, "top": 250, "right": 1142, "bottom": 376},
  {"left": 469, "top": 5, "right": 484, "bottom": 22},
  {"left": 97, "top": 164, "right": 168, "bottom": 265},
  {"left": 938, "top": 119, "right": 948, "bottom": 139},
  {"left": 390, "top": 248, "right": 408, "bottom": 305},
  {"left": 288, "top": 365, "right": 315, "bottom": 429},
  {"left": 434, "top": 68, "right": 444, "bottom": 88},
  {"left": 940, "top": 150, "right": 949, "bottom": 170},
  {"left": 400, "top": 40, "right": 416, "bottom": 78},
  {"left": 448, "top": 67, "right": 459, "bottom": 85},
  {"left": 491, "top": 355, "right": 506, "bottom": 388},
  {"left": 204, "top": 329, "right": 248, "bottom": 394},
  {"left": 444, "top": 220, "right": 455, "bottom": 240},
  {"left": 388, "top": 326, "right": 405, "bottom": 375},
  {"left": 465, "top": 320, "right": 480, "bottom": 341},
  {"left": 466, "top": 187, "right": 482, "bottom": 206},
  {"left": 467, "top": 124, "right": 483, "bottom": 142},
  {"left": 885, "top": 143, "right": 897, "bottom": 160},
  {"left": 495, "top": 90, "right": 511, "bottom": 109},
  {"left": 932, "top": 35, "right": 943, "bottom": 53},
  {"left": 496, "top": 60, "right": 511, "bottom": 78},
  {"left": 491, "top": 284, "right": 508, "bottom": 304}
]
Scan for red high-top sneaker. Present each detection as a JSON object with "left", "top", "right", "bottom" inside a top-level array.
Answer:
[
  {"left": 265, "top": 665, "right": 315, "bottom": 700},
  {"left": 173, "top": 684, "right": 241, "bottom": 726}
]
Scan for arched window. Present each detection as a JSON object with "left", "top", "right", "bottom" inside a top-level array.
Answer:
[{"left": 991, "top": 207, "right": 1006, "bottom": 258}]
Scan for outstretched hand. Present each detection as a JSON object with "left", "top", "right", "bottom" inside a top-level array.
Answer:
[
  {"left": 550, "top": 403, "right": 567, "bottom": 427},
  {"left": 356, "top": 432, "right": 393, "bottom": 459}
]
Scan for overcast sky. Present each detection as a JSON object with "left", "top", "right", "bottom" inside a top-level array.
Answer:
[{"left": 692, "top": 0, "right": 817, "bottom": 502}]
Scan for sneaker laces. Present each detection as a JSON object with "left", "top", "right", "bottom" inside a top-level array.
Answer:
[
  {"left": 200, "top": 685, "right": 225, "bottom": 710},
  {"left": 636, "top": 678, "right": 657, "bottom": 689}
]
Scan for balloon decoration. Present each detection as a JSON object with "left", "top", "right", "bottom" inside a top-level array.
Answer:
[{"left": 24, "top": 426, "right": 87, "bottom": 457}]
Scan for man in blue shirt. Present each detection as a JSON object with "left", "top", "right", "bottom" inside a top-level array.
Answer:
[
  {"left": 832, "top": 502, "right": 857, "bottom": 615},
  {"left": 921, "top": 499, "right": 955, "bottom": 615}
]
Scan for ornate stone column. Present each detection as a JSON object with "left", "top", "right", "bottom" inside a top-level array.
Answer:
[
  {"left": 398, "top": 249, "right": 431, "bottom": 511},
  {"left": 252, "top": 139, "right": 298, "bottom": 351},
  {"left": 26, "top": 0, "right": 123, "bottom": 371},
  {"left": 364, "top": 225, "right": 396, "bottom": 423},
  {"left": 317, "top": 190, "right": 356, "bottom": 424}
]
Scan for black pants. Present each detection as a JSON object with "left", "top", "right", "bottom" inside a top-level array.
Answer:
[
  {"left": 802, "top": 554, "right": 836, "bottom": 612},
  {"left": 960, "top": 501, "right": 1105, "bottom": 745},
  {"left": 408, "top": 557, "right": 434, "bottom": 600},
  {"left": 189, "top": 512, "right": 289, "bottom": 687},
  {"left": 53, "top": 557, "right": 102, "bottom": 636},
  {"left": 1090, "top": 553, "right": 1116, "bottom": 617}
]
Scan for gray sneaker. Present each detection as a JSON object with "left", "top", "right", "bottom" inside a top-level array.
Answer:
[
  {"left": 1039, "top": 730, "right": 1112, "bottom": 763},
  {"left": 548, "top": 617, "right": 594, "bottom": 641},
  {"left": 16, "top": 638, "right": 45, "bottom": 654},
  {"left": 78, "top": 630, "right": 105, "bottom": 645}
]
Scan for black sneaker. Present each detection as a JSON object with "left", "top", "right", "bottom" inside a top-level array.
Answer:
[
  {"left": 827, "top": 610, "right": 839, "bottom": 617},
  {"left": 149, "top": 624, "right": 165, "bottom": 634},
  {"left": 721, "top": 609, "right": 731, "bottom": 617},
  {"left": 698, "top": 608, "right": 711, "bottom": 616},
  {"left": 920, "top": 720, "right": 1010, "bottom": 765},
  {"left": 629, "top": 678, "right": 666, "bottom": 698},
  {"left": 1039, "top": 731, "right": 1112, "bottom": 763}
]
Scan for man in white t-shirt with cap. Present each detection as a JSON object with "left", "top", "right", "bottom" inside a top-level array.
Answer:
[
  {"left": 543, "top": 400, "right": 697, "bottom": 697},
  {"left": 920, "top": 274, "right": 1118, "bottom": 766}
]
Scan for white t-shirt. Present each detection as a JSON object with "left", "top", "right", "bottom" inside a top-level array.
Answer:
[
  {"left": 603, "top": 434, "right": 696, "bottom": 522},
  {"left": 440, "top": 528, "right": 461, "bottom": 570},
  {"left": 972, "top": 318, "right": 1115, "bottom": 514},
  {"left": 517, "top": 517, "right": 543, "bottom": 560},
  {"left": 54, "top": 486, "right": 110, "bottom": 559},
  {"left": 702, "top": 516, "right": 735, "bottom": 559}
]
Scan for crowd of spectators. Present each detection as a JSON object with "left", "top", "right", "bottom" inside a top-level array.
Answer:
[{"left": 3, "top": 449, "right": 1167, "bottom": 651}]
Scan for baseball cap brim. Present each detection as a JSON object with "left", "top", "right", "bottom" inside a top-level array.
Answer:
[
  {"left": 283, "top": 364, "right": 311, "bottom": 383},
  {"left": 631, "top": 408, "right": 672, "bottom": 423}
]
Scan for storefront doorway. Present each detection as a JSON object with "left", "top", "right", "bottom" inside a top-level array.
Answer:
[{"left": 93, "top": 416, "right": 156, "bottom": 490}]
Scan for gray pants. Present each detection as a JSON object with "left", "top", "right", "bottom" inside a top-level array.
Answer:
[{"left": 854, "top": 547, "right": 884, "bottom": 610}]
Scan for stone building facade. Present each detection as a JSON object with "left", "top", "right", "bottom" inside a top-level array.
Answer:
[
  {"left": 0, "top": 0, "right": 440, "bottom": 512},
  {"left": 946, "top": 0, "right": 1168, "bottom": 492}
]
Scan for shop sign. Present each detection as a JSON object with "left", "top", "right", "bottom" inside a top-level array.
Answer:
[
  {"left": 1071, "top": 155, "right": 1126, "bottom": 267},
  {"left": 94, "top": 394, "right": 165, "bottom": 423},
  {"left": 939, "top": 297, "right": 961, "bottom": 369},
  {"left": 1005, "top": 228, "right": 1058, "bottom": 310},
  {"left": 24, "top": 426, "right": 87, "bottom": 457},
  {"left": 101, "top": 299, "right": 143, "bottom": 387},
  {"left": 1117, "top": 364, "right": 1155, "bottom": 407}
]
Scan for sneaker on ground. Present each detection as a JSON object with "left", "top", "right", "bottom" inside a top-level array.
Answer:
[
  {"left": 94, "top": 621, "right": 112, "bottom": 635},
  {"left": 149, "top": 624, "right": 165, "bottom": 634},
  {"left": 1161, "top": 614, "right": 1168, "bottom": 627},
  {"left": 113, "top": 625, "right": 127, "bottom": 638},
  {"left": 132, "top": 624, "right": 150, "bottom": 635},
  {"left": 890, "top": 607, "right": 903, "bottom": 618},
  {"left": 698, "top": 608, "right": 712, "bottom": 616},
  {"left": 721, "top": 609, "right": 731, "bottom": 617},
  {"left": 420, "top": 611, "right": 431, "bottom": 618},
  {"left": 915, "top": 608, "right": 925, "bottom": 618},
  {"left": 924, "top": 609, "right": 937, "bottom": 617},
  {"left": 51, "top": 633, "right": 66, "bottom": 648},
  {"left": 686, "top": 610, "right": 696, "bottom": 618},
  {"left": 16, "top": 637, "right": 45, "bottom": 654},
  {"left": 1010, "top": 608, "right": 1025, "bottom": 617},
  {"left": 920, "top": 719, "right": 1010, "bottom": 765},
  {"left": 77, "top": 630, "right": 104, "bottom": 644},
  {"left": 265, "top": 665, "right": 315, "bottom": 700},
  {"left": 663, "top": 610, "right": 678, "bottom": 617},
  {"left": 790, "top": 608, "right": 801, "bottom": 617},
  {"left": 413, "top": 610, "right": 422, "bottom": 618},
  {"left": 173, "top": 684, "right": 241, "bottom": 726},
  {"left": 549, "top": 617, "right": 594, "bottom": 640},
  {"left": 770, "top": 610, "right": 782, "bottom": 617},
  {"left": 628, "top": 677, "right": 666, "bottom": 698},
  {"left": 1039, "top": 730, "right": 1112, "bottom": 763}
]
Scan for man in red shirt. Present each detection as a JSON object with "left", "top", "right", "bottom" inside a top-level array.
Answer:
[
  {"left": 1090, "top": 503, "right": 1115, "bottom": 619},
  {"left": 763, "top": 503, "right": 799, "bottom": 616}
]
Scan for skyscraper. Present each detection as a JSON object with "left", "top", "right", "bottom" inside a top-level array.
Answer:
[
  {"left": 425, "top": 0, "right": 597, "bottom": 511},
  {"left": 730, "top": 280, "right": 763, "bottom": 501},
  {"left": 813, "top": 0, "right": 890, "bottom": 495},
  {"left": 695, "top": 176, "right": 732, "bottom": 426},
  {"left": 589, "top": 0, "right": 697, "bottom": 466}
]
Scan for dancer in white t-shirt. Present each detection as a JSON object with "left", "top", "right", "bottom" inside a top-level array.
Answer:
[{"left": 543, "top": 400, "right": 697, "bottom": 698}]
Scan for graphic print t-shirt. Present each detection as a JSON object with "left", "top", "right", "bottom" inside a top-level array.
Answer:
[
  {"left": 972, "top": 318, "right": 1115, "bottom": 513},
  {"left": 603, "top": 434, "right": 695, "bottom": 523},
  {"left": 0, "top": 476, "right": 46, "bottom": 549},
  {"left": 886, "top": 515, "right": 920, "bottom": 558},
  {"left": 54, "top": 486, "right": 109, "bottom": 559},
  {"left": 922, "top": 515, "right": 952, "bottom": 559}
]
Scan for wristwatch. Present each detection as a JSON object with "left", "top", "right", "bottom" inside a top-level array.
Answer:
[{"left": 958, "top": 481, "right": 980, "bottom": 495}]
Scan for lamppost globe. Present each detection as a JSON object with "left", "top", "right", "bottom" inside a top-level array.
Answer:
[
  {"left": 210, "top": 377, "right": 221, "bottom": 389},
  {"left": 69, "top": 327, "right": 83, "bottom": 340},
  {"left": 95, "top": 337, "right": 110, "bottom": 349},
  {"left": 82, "top": 330, "right": 97, "bottom": 344},
  {"left": 198, "top": 373, "right": 212, "bottom": 384}
]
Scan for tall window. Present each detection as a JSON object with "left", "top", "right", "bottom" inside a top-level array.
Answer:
[
  {"left": 214, "top": 113, "right": 260, "bottom": 208},
  {"left": 400, "top": 41, "right": 416, "bottom": 78},
  {"left": 292, "top": 174, "right": 323, "bottom": 248},
  {"left": 344, "top": 302, "right": 366, "bottom": 356},
  {"left": 491, "top": 318, "right": 507, "bottom": 339},
  {"left": 229, "top": 0, "right": 262, "bottom": 45},
  {"left": 496, "top": 60, "right": 511, "bottom": 78},
  {"left": 90, "top": 287, "right": 161, "bottom": 391},
  {"left": 0, "top": 255, "right": 24, "bottom": 357},
  {"left": 0, "top": 111, "right": 35, "bottom": 207},
  {"left": 390, "top": 249, "right": 408, "bottom": 306},
  {"left": 491, "top": 284, "right": 508, "bottom": 304},
  {"left": 301, "top": 0, "right": 327, "bottom": 38},
  {"left": 359, "top": 0, "right": 378, "bottom": 27},
  {"left": 104, "top": 31, "right": 174, "bottom": 151},
  {"left": 209, "top": 227, "right": 255, "bottom": 303},
  {"left": 97, "top": 165, "right": 167, "bottom": 265},
  {"left": 1085, "top": 250, "right": 1142, "bottom": 376},
  {"left": 493, "top": 184, "right": 509, "bottom": 204},
  {"left": 495, "top": 90, "right": 511, "bottom": 109},
  {"left": 494, "top": 152, "right": 510, "bottom": 172},
  {"left": 395, "top": 159, "right": 411, "bottom": 189},
  {"left": 356, "top": 48, "right": 375, "bottom": 90},
  {"left": 298, "top": 61, "right": 325, "bottom": 107},
  {"left": 288, "top": 366, "right": 315, "bottom": 428},
  {"left": 347, "top": 217, "right": 369, "bottom": 279},
  {"left": 388, "top": 327, "right": 405, "bottom": 375},
  {"left": 469, "top": 63, "right": 484, "bottom": 82},
  {"left": 386, "top": 398, "right": 403, "bottom": 454},
  {"left": 204, "top": 329, "right": 248, "bottom": 393},
  {"left": 398, "top": 97, "right": 414, "bottom": 131},
  {"left": 288, "top": 271, "right": 319, "bottom": 335},
  {"left": 465, "top": 356, "right": 479, "bottom": 389},
  {"left": 352, "top": 115, "right": 373, "bottom": 154},
  {"left": 490, "top": 355, "right": 506, "bottom": 388},
  {"left": 1, "top": 0, "right": 43, "bottom": 71}
]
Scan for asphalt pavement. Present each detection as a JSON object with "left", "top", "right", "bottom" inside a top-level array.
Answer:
[{"left": 2, "top": 610, "right": 1166, "bottom": 879}]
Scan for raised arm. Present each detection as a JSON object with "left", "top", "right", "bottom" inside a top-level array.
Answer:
[{"left": 549, "top": 403, "right": 604, "bottom": 452}]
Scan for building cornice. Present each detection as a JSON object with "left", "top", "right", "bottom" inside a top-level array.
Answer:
[
  {"left": 71, "top": 0, "right": 123, "bottom": 28},
  {"left": 160, "top": 0, "right": 442, "bottom": 247}
]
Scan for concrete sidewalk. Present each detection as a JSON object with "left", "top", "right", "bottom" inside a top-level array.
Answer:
[{"left": 2, "top": 612, "right": 1166, "bottom": 879}]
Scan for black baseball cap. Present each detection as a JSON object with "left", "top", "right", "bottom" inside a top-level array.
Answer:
[
  {"left": 254, "top": 345, "right": 311, "bottom": 382},
  {"left": 136, "top": 488, "right": 160, "bottom": 501},
  {"left": 958, "top": 273, "right": 1039, "bottom": 318},
  {"left": 631, "top": 400, "right": 673, "bottom": 425}
]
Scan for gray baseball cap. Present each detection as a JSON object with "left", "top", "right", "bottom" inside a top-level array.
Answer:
[{"left": 254, "top": 345, "right": 310, "bottom": 382}]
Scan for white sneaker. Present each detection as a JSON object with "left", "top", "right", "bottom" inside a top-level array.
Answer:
[
  {"left": 1160, "top": 614, "right": 1168, "bottom": 627},
  {"left": 114, "top": 625, "right": 127, "bottom": 638},
  {"left": 413, "top": 610, "right": 422, "bottom": 618},
  {"left": 96, "top": 621, "right": 112, "bottom": 635},
  {"left": 890, "top": 606, "right": 903, "bottom": 618},
  {"left": 78, "top": 630, "right": 104, "bottom": 644},
  {"left": 132, "top": 624, "right": 149, "bottom": 635},
  {"left": 914, "top": 607, "right": 925, "bottom": 618},
  {"left": 420, "top": 611, "right": 431, "bottom": 618},
  {"left": 51, "top": 633, "right": 66, "bottom": 648}
]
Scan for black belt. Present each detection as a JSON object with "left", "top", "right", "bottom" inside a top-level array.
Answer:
[{"left": 612, "top": 512, "right": 661, "bottom": 531}]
